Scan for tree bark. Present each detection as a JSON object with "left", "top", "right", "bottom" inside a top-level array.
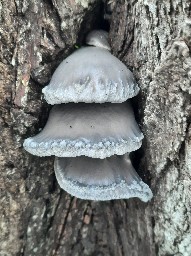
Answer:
[{"left": 0, "top": 0, "right": 190, "bottom": 255}]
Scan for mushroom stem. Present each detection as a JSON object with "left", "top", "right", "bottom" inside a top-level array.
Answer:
[{"left": 85, "top": 30, "right": 111, "bottom": 50}]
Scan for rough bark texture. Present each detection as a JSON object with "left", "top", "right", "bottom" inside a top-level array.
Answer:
[{"left": 0, "top": 0, "right": 191, "bottom": 255}]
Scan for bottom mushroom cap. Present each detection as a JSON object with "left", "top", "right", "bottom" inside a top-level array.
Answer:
[{"left": 54, "top": 154, "right": 153, "bottom": 202}]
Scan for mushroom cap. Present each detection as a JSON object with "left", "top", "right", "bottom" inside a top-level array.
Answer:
[
  {"left": 54, "top": 154, "right": 153, "bottom": 202},
  {"left": 42, "top": 47, "right": 139, "bottom": 104},
  {"left": 23, "top": 102, "right": 143, "bottom": 158},
  {"left": 85, "top": 30, "right": 111, "bottom": 50}
]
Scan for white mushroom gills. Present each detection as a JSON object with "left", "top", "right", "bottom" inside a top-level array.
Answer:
[{"left": 23, "top": 30, "right": 153, "bottom": 202}]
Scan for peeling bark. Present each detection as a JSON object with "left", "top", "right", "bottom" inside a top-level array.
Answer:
[{"left": 0, "top": 0, "right": 191, "bottom": 256}]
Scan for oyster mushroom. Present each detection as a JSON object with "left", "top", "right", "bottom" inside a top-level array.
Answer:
[
  {"left": 42, "top": 30, "right": 139, "bottom": 104},
  {"left": 23, "top": 102, "right": 143, "bottom": 158},
  {"left": 54, "top": 154, "right": 153, "bottom": 202}
]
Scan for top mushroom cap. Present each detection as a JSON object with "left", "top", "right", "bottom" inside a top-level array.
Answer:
[
  {"left": 42, "top": 40, "right": 139, "bottom": 104},
  {"left": 85, "top": 30, "right": 111, "bottom": 50},
  {"left": 23, "top": 102, "right": 143, "bottom": 159}
]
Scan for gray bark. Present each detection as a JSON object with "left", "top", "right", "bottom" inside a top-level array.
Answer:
[{"left": 0, "top": 0, "right": 190, "bottom": 255}]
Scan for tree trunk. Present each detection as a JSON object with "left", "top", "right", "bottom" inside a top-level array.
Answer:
[{"left": 0, "top": 0, "right": 190, "bottom": 255}]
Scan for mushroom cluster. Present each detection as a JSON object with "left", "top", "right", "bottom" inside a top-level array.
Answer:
[{"left": 24, "top": 30, "right": 153, "bottom": 202}]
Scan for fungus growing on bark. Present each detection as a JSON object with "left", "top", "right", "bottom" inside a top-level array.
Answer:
[
  {"left": 23, "top": 102, "right": 143, "bottom": 158},
  {"left": 23, "top": 29, "right": 153, "bottom": 202},
  {"left": 42, "top": 30, "right": 139, "bottom": 104},
  {"left": 54, "top": 154, "right": 153, "bottom": 202}
]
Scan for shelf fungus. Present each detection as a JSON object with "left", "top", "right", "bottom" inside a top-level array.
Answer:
[
  {"left": 42, "top": 30, "right": 139, "bottom": 104},
  {"left": 23, "top": 29, "right": 153, "bottom": 202},
  {"left": 23, "top": 102, "right": 143, "bottom": 158},
  {"left": 54, "top": 154, "right": 153, "bottom": 202}
]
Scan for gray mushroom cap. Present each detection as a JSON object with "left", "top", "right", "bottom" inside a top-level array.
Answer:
[
  {"left": 54, "top": 154, "right": 153, "bottom": 202},
  {"left": 23, "top": 102, "right": 143, "bottom": 158},
  {"left": 42, "top": 46, "right": 139, "bottom": 104},
  {"left": 85, "top": 30, "right": 111, "bottom": 50}
]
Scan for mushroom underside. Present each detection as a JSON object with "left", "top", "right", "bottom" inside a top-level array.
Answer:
[{"left": 54, "top": 155, "right": 153, "bottom": 202}]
